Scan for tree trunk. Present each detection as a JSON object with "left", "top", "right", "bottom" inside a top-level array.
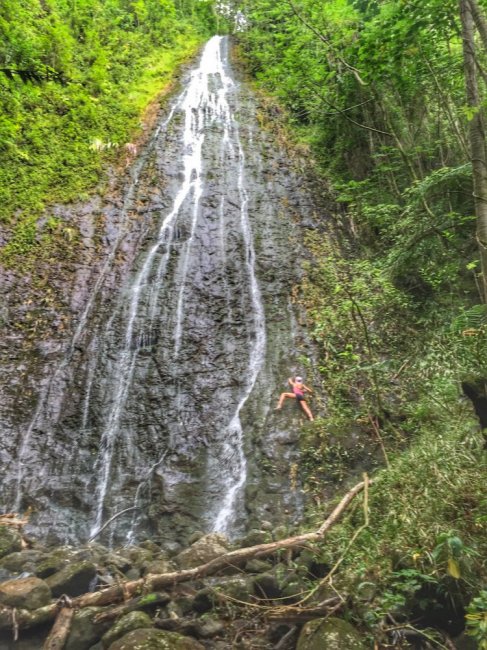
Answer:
[
  {"left": 42, "top": 607, "right": 74, "bottom": 650},
  {"left": 460, "top": 0, "right": 487, "bottom": 301},
  {"left": 468, "top": 0, "right": 487, "bottom": 51}
]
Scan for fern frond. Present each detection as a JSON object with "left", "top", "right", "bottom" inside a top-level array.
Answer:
[{"left": 452, "top": 304, "right": 487, "bottom": 333}]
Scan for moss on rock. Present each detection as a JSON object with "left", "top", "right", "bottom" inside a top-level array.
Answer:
[
  {"left": 46, "top": 560, "right": 97, "bottom": 597},
  {"left": 102, "top": 611, "right": 153, "bottom": 648},
  {"left": 296, "top": 617, "right": 366, "bottom": 650},
  {"left": 0, "top": 576, "right": 51, "bottom": 610},
  {"left": 0, "top": 526, "right": 22, "bottom": 559},
  {"left": 107, "top": 628, "right": 205, "bottom": 649}
]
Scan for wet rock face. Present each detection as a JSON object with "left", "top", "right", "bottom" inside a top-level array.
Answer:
[{"left": 0, "top": 36, "right": 320, "bottom": 546}]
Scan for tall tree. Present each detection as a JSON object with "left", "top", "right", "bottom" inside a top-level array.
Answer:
[{"left": 460, "top": 0, "right": 487, "bottom": 300}]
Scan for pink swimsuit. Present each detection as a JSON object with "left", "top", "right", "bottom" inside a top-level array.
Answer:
[{"left": 293, "top": 384, "right": 305, "bottom": 401}]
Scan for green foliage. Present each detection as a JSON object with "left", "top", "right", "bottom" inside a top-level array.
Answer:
[
  {"left": 466, "top": 590, "right": 487, "bottom": 650},
  {"left": 233, "top": 0, "right": 487, "bottom": 640},
  {"left": 0, "top": 0, "right": 216, "bottom": 262}
]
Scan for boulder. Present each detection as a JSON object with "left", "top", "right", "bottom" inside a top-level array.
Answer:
[
  {"left": 239, "top": 529, "right": 271, "bottom": 547},
  {"left": 296, "top": 617, "right": 366, "bottom": 650},
  {"left": 0, "top": 526, "right": 22, "bottom": 559},
  {"left": 280, "top": 574, "right": 308, "bottom": 603},
  {"left": 142, "top": 559, "right": 173, "bottom": 576},
  {"left": 197, "top": 618, "right": 225, "bottom": 638},
  {"left": 107, "top": 628, "right": 205, "bottom": 649},
  {"left": 0, "top": 550, "right": 43, "bottom": 573},
  {"left": 174, "top": 534, "right": 229, "bottom": 570},
  {"left": 118, "top": 546, "right": 153, "bottom": 568},
  {"left": 252, "top": 573, "right": 282, "bottom": 600},
  {"left": 46, "top": 560, "right": 97, "bottom": 597},
  {"left": 65, "top": 606, "right": 112, "bottom": 650},
  {"left": 35, "top": 553, "right": 68, "bottom": 578},
  {"left": 187, "top": 531, "right": 205, "bottom": 545},
  {"left": 192, "top": 588, "right": 213, "bottom": 614},
  {"left": 101, "top": 552, "right": 132, "bottom": 574},
  {"left": 0, "top": 576, "right": 51, "bottom": 610},
  {"left": 139, "top": 540, "right": 161, "bottom": 554},
  {"left": 245, "top": 558, "right": 273, "bottom": 574},
  {"left": 102, "top": 611, "right": 153, "bottom": 648},
  {"left": 213, "top": 576, "right": 252, "bottom": 602}
]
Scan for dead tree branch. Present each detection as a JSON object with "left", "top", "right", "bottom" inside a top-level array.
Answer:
[{"left": 0, "top": 479, "right": 369, "bottom": 633}]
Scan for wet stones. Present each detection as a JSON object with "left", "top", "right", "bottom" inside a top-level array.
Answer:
[
  {"left": 174, "top": 533, "right": 230, "bottom": 569},
  {"left": 0, "top": 576, "right": 51, "bottom": 610},
  {"left": 106, "top": 628, "right": 205, "bottom": 650},
  {"left": 101, "top": 611, "right": 153, "bottom": 648},
  {"left": 0, "top": 526, "right": 22, "bottom": 559},
  {"left": 45, "top": 559, "right": 97, "bottom": 597},
  {"left": 296, "top": 617, "right": 366, "bottom": 650},
  {"left": 65, "top": 606, "right": 112, "bottom": 650}
]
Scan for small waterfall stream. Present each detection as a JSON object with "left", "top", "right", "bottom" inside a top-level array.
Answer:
[{"left": 2, "top": 35, "right": 311, "bottom": 546}]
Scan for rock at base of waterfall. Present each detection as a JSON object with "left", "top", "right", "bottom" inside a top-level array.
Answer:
[
  {"left": 142, "top": 559, "right": 174, "bottom": 576},
  {"left": 65, "top": 606, "right": 112, "bottom": 650},
  {"left": 252, "top": 572, "right": 282, "bottom": 600},
  {"left": 99, "top": 552, "right": 132, "bottom": 574},
  {"left": 0, "top": 526, "right": 22, "bottom": 559},
  {"left": 0, "top": 549, "right": 43, "bottom": 573},
  {"left": 102, "top": 611, "right": 153, "bottom": 648},
  {"left": 106, "top": 628, "right": 205, "bottom": 650},
  {"left": 35, "top": 553, "right": 69, "bottom": 578},
  {"left": 46, "top": 559, "right": 97, "bottom": 597},
  {"left": 238, "top": 528, "right": 272, "bottom": 547},
  {"left": 244, "top": 558, "right": 273, "bottom": 573},
  {"left": 0, "top": 576, "right": 51, "bottom": 610},
  {"left": 118, "top": 545, "right": 154, "bottom": 568},
  {"left": 296, "top": 617, "right": 366, "bottom": 650},
  {"left": 173, "top": 533, "right": 229, "bottom": 569}
]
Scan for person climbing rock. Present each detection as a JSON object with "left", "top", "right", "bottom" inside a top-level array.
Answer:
[{"left": 275, "top": 376, "right": 314, "bottom": 421}]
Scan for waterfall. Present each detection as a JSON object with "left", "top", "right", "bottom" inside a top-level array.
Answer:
[
  {"left": 5, "top": 34, "right": 306, "bottom": 546},
  {"left": 89, "top": 35, "right": 266, "bottom": 539}
]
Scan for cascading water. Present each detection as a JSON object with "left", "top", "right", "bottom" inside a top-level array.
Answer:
[
  {"left": 88, "top": 35, "right": 266, "bottom": 538},
  {"left": 2, "top": 35, "right": 310, "bottom": 546}
]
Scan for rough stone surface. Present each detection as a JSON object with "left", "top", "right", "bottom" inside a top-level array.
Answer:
[
  {"left": 174, "top": 534, "right": 229, "bottom": 570},
  {"left": 296, "top": 617, "right": 366, "bottom": 650},
  {"left": 101, "top": 553, "right": 132, "bottom": 573},
  {"left": 143, "top": 559, "right": 173, "bottom": 576},
  {"left": 0, "top": 576, "right": 51, "bottom": 610},
  {"left": 46, "top": 560, "right": 97, "bottom": 597},
  {"left": 102, "top": 611, "right": 153, "bottom": 648},
  {"left": 252, "top": 573, "right": 282, "bottom": 600},
  {"left": 245, "top": 558, "right": 273, "bottom": 573},
  {"left": 0, "top": 550, "right": 42, "bottom": 573},
  {"left": 107, "top": 628, "right": 205, "bottom": 650},
  {"left": 0, "top": 527, "right": 22, "bottom": 560},
  {"left": 65, "top": 606, "right": 112, "bottom": 650}
]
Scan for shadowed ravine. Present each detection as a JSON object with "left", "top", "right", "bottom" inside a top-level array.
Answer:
[{"left": 0, "top": 36, "right": 319, "bottom": 546}]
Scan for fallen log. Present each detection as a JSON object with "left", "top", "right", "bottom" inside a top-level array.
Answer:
[
  {"left": 43, "top": 607, "right": 74, "bottom": 650},
  {"left": 0, "top": 479, "right": 369, "bottom": 634},
  {"left": 94, "top": 592, "right": 171, "bottom": 625},
  {"left": 0, "top": 603, "right": 58, "bottom": 631}
]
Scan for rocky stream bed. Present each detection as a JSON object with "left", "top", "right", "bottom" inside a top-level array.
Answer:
[{"left": 0, "top": 520, "right": 367, "bottom": 650}]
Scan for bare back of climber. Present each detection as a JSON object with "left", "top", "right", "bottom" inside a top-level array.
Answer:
[{"left": 275, "top": 376, "right": 314, "bottom": 421}]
